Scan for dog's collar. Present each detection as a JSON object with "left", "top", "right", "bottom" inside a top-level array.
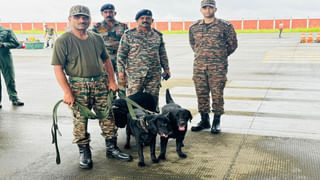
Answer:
[{"left": 139, "top": 119, "right": 149, "bottom": 133}]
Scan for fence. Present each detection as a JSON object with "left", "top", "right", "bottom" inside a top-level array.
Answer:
[{"left": 1, "top": 18, "right": 320, "bottom": 32}]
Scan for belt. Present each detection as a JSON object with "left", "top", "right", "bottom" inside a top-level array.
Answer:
[{"left": 69, "top": 75, "right": 104, "bottom": 82}]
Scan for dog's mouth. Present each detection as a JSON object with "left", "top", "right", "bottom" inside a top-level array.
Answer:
[
  {"left": 179, "top": 126, "right": 185, "bottom": 131},
  {"left": 159, "top": 131, "right": 168, "bottom": 138}
]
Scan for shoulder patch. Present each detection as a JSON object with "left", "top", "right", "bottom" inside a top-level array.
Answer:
[
  {"left": 189, "top": 20, "right": 201, "bottom": 28},
  {"left": 152, "top": 28, "right": 162, "bottom": 36},
  {"left": 219, "top": 19, "right": 231, "bottom": 26},
  {"left": 126, "top": 27, "right": 137, "bottom": 33}
]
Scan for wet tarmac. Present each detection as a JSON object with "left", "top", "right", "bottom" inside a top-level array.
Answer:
[{"left": 0, "top": 33, "right": 320, "bottom": 179}]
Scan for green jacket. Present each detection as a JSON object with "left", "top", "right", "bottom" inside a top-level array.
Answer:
[{"left": 0, "top": 26, "right": 20, "bottom": 61}]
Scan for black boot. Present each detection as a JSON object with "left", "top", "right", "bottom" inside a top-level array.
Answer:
[
  {"left": 77, "top": 144, "right": 93, "bottom": 169},
  {"left": 106, "top": 138, "right": 133, "bottom": 162},
  {"left": 191, "top": 112, "right": 210, "bottom": 132},
  {"left": 211, "top": 114, "right": 221, "bottom": 134}
]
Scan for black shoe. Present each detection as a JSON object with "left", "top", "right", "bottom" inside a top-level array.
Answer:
[
  {"left": 106, "top": 138, "right": 132, "bottom": 162},
  {"left": 0, "top": 104, "right": 2, "bottom": 109},
  {"left": 12, "top": 100, "right": 24, "bottom": 106},
  {"left": 191, "top": 112, "right": 210, "bottom": 132},
  {"left": 78, "top": 144, "right": 93, "bottom": 169},
  {"left": 211, "top": 114, "right": 221, "bottom": 134}
]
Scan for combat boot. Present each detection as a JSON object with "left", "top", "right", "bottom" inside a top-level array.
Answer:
[
  {"left": 77, "top": 144, "right": 93, "bottom": 169},
  {"left": 211, "top": 114, "right": 221, "bottom": 134},
  {"left": 191, "top": 112, "right": 210, "bottom": 132},
  {"left": 106, "top": 137, "right": 133, "bottom": 162}
]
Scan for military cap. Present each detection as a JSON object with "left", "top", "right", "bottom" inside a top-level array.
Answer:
[
  {"left": 135, "top": 9, "right": 152, "bottom": 20},
  {"left": 100, "top": 3, "right": 115, "bottom": 11},
  {"left": 69, "top": 5, "right": 91, "bottom": 17},
  {"left": 201, "top": 0, "right": 216, "bottom": 8}
]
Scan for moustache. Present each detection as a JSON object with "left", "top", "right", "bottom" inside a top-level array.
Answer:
[
  {"left": 142, "top": 22, "right": 150, "bottom": 24},
  {"left": 106, "top": 16, "right": 113, "bottom": 18}
]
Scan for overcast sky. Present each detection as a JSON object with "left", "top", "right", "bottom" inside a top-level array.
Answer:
[{"left": 0, "top": 0, "right": 319, "bottom": 22}]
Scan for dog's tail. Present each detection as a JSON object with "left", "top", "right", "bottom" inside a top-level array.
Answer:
[{"left": 166, "top": 88, "right": 174, "bottom": 104}]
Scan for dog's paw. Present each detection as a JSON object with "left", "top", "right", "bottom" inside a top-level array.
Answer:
[
  {"left": 158, "top": 154, "right": 166, "bottom": 160},
  {"left": 178, "top": 152, "right": 187, "bottom": 158},
  {"left": 138, "top": 162, "right": 146, "bottom": 167},
  {"left": 124, "top": 144, "right": 130, "bottom": 149}
]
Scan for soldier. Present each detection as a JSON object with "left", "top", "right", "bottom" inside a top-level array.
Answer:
[
  {"left": 0, "top": 25, "right": 24, "bottom": 108},
  {"left": 52, "top": 5, "right": 132, "bottom": 169},
  {"left": 92, "top": 3, "right": 128, "bottom": 75},
  {"left": 189, "top": 0, "right": 238, "bottom": 134},
  {"left": 117, "top": 9, "right": 170, "bottom": 110},
  {"left": 44, "top": 24, "right": 57, "bottom": 48}
]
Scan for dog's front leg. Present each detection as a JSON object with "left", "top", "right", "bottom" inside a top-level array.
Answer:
[
  {"left": 150, "top": 137, "right": 159, "bottom": 163},
  {"left": 124, "top": 127, "right": 131, "bottom": 149},
  {"left": 137, "top": 141, "right": 145, "bottom": 167},
  {"left": 176, "top": 136, "right": 187, "bottom": 158},
  {"left": 158, "top": 136, "right": 169, "bottom": 160}
]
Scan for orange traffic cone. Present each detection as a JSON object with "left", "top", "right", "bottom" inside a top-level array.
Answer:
[
  {"left": 300, "top": 33, "right": 306, "bottom": 43},
  {"left": 307, "top": 32, "right": 313, "bottom": 43},
  {"left": 314, "top": 32, "right": 320, "bottom": 43}
]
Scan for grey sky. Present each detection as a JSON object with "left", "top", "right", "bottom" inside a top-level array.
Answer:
[{"left": 0, "top": 0, "right": 319, "bottom": 22}]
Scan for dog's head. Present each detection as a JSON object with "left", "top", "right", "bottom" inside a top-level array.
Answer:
[
  {"left": 112, "top": 98, "right": 129, "bottom": 128},
  {"left": 145, "top": 114, "right": 171, "bottom": 138},
  {"left": 168, "top": 109, "right": 192, "bottom": 131}
]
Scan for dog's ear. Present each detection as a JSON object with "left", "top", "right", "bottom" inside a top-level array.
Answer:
[
  {"left": 164, "top": 111, "right": 172, "bottom": 120},
  {"left": 185, "top": 110, "right": 193, "bottom": 122}
]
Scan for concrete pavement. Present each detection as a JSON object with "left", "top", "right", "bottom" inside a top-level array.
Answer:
[{"left": 0, "top": 33, "right": 320, "bottom": 179}]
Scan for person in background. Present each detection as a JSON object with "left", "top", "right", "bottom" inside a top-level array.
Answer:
[
  {"left": 189, "top": 0, "right": 238, "bottom": 134},
  {"left": 0, "top": 25, "right": 24, "bottom": 108}
]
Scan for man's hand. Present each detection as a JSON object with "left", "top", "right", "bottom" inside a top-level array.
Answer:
[
  {"left": 108, "top": 80, "right": 118, "bottom": 92},
  {"left": 162, "top": 70, "right": 171, "bottom": 80},
  {"left": 63, "top": 92, "right": 75, "bottom": 107},
  {"left": 118, "top": 72, "right": 125, "bottom": 81}
]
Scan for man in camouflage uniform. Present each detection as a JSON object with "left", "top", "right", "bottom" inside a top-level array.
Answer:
[
  {"left": 189, "top": 0, "right": 237, "bottom": 134},
  {"left": 44, "top": 24, "right": 57, "bottom": 48},
  {"left": 52, "top": 5, "right": 132, "bottom": 169},
  {"left": 0, "top": 26, "right": 24, "bottom": 108},
  {"left": 92, "top": 3, "right": 128, "bottom": 74},
  {"left": 117, "top": 9, "right": 170, "bottom": 109}
]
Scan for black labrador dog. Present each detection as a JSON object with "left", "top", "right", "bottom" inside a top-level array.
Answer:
[
  {"left": 112, "top": 91, "right": 156, "bottom": 128},
  {"left": 125, "top": 108, "right": 171, "bottom": 167},
  {"left": 159, "top": 89, "right": 192, "bottom": 160}
]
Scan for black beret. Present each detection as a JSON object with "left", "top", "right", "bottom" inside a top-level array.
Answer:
[
  {"left": 100, "top": 3, "right": 115, "bottom": 11},
  {"left": 135, "top": 9, "right": 152, "bottom": 20}
]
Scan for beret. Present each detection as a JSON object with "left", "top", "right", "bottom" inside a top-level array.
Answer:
[
  {"left": 100, "top": 3, "right": 115, "bottom": 11},
  {"left": 135, "top": 9, "right": 152, "bottom": 20}
]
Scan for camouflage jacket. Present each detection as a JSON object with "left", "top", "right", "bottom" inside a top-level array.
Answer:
[
  {"left": 0, "top": 26, "right": 20, "bottom": 59},
  {"left": 189, "top": 18, "right": 238, "bottom": 64},
  {"left": 92, "top": 20, "right": 128, "bottom": 57},
  {"left": 117, "top": 27, "right": 169, "bottom": 78}
]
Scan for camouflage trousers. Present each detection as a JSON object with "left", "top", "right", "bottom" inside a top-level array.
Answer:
[
  {"left": 127, "top": 71, "right": 161, "bottom": 103},
  {"left": 69, "top": 76, "right": 117, "bottom": 144},
  {"left": 193, "top": 63, "right": 227, "bottom": 115}
]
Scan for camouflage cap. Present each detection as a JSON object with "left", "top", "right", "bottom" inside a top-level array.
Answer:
[
  {"left": 69, "top": 5, "right": 91, "bottom": 17},
  {"left": 201, "top": 0, "right": 216, "bottom": 8}
]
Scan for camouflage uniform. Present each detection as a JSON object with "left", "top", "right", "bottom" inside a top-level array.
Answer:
[
  {"left": 189, "top": 18, "right": 238, "bottom": 115},
  {"left": 52, "top": 31, "right": 116, "bottom": 144},
  {"left": 69, "top": 76, "right": 117, "bottom": 144},
  {"left": 92, "top": 21, "right": 128, "bottom": 73},
  {"left": 117, "top": 28, "right": 169, "bottom": 101},
  {"left": 0, "top": 26, "right": 20, "bottom": 103}
]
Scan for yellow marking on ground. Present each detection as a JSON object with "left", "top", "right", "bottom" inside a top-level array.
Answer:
[
  {"left": 163, "top": 93, "right": 264, "bottom": 101},
  {"left": 262, "top": 46, "right": 320, "bottom": 64}
]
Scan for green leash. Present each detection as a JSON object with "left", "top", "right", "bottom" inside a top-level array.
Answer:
[
  {"left": 117, "top": 90, "right": 156, "bottom": 120},
  {"left": 51, "top": 91, "right": 114, "bottom": 164}
]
